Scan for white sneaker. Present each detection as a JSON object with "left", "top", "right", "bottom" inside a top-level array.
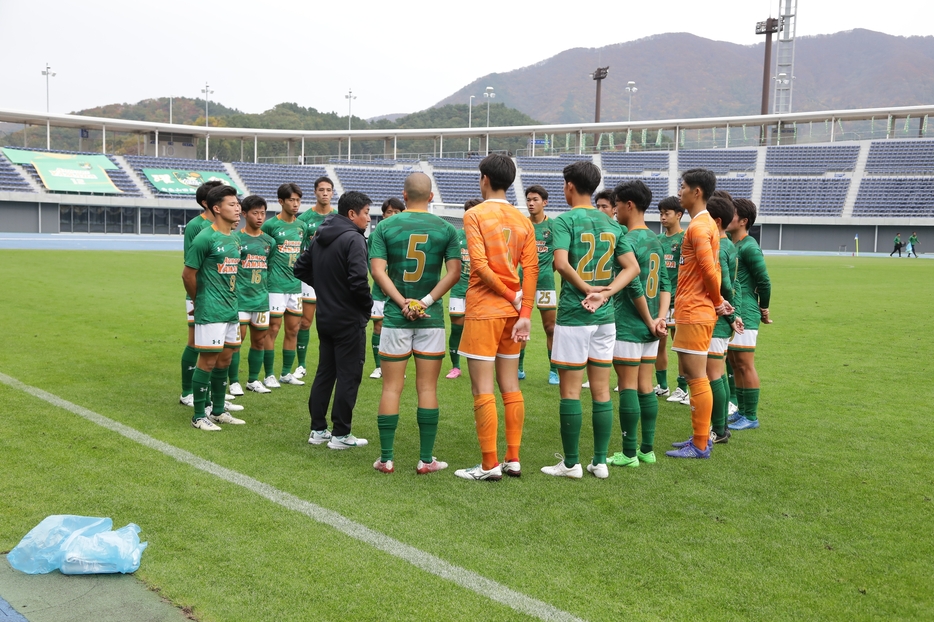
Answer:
[
  {"left": 279, "top": 373, "right": 305, "bottom": 386},
  {"left": 263, "top": 375, "right": 281, "bottom": 389},
  {"left": 540, "top": 455, "right": 583, "bottom": 479},
  {"left": 327, "top": 434, "right": 368, "bottom": 449},
  {"left": 228, "top": 382, "right": 244, "bottom": 397},
  {"left": 293, "top": 365, "right": 307, "bottom": 379},
  {"left": 653, "top": 384, "right": 670, "bottom": 397},
  {"left": 191, "top": 417, "right": 221, "bottom": 431},
  {"left": 208, "top": 411, "right": 245, "bottom": 425},
  {"left": 582, "top": 381, "right": 591, "bottom": 389},
  {"left": 586, "top": 462, "right": 609, "bottom": 479},
  {"left": 728, "top": 401, "right": 738, "bottom": 415},
  {"left": 454, "top": 464, "right": 503, "bottom": 481},
  {"left": 179, "top": 394, "right": 194, "bottom": 407},
  {"left": 679, "top": 392, "right": 691, "bottom": 406},
  {"left": 308, "top": 429, "right": 332, "bottom": 445},
  {"left": 246, "top": 380, "right": 272, "bottom": 394},
  {"left": 225, "top": 393, "right": 235, "bottom": 401},
  {"left": 666, "top": 387, "right": 688, "bottom": 402},
  {"left": 369, "top": 367, "right": 382, "bottom": 379},
  {"left": 224, "top": 401, "right": 244, "bottom": 412}
]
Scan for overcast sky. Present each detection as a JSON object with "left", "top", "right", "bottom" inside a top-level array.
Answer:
[{"left": 1, "top": 0, "right": 929, "bottom": 120}]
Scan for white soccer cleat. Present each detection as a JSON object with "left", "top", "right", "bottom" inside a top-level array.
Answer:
[
  {"left": 540, "top": 455, "right": 583, "bottom": 479},
  {"left": 416, "top": 458, "right": 449, "bottom": 474},
  {"left": 263, "top": 375, "right": 281, "bottom": 389},
  {"left": 293, "top": 365, "right": 307, "bottom": 379},
  {"left": 369, "top": 367, "right": 383, "bottom": 379},
  {"left": 327, "top": 434, "right": 368, "bottom": 449},
  {"left": 728, "top": 401, "right": 738, "bottom": 415},
  {"left": 653, "top": 384, "right": 670, "bottom": 397},
  {"left": 228, "top": 382, "right": 244, "bottom": 397},
  {"left": 586, "top": 462, "right": 609, "bottom": 479},
  {"left": 179, "top": 394, "right": 194, "bottom": 407},
  {"left": 308, "top": 429, "right": 332, "bottom": 445},
  {"left": 582, "top": 381, "right": 591, "bottom": 389},
  {"left": 245, "top": 380, "right": 272, "bottom": 394},
  {"left": 208, "top": 412, "right": 245, "bottom": 425},
  {"left": 279, "top": 373, "right": 305, "bottom": 386},
  {"left": 454, "top": 464, "right": 503, "bottom": 481},
  {"left": 666, "top": 387, "right": 688, "bottom": 403},
  {"left": 679, "top": 392, "right": 691, "bottom": 406},
  {"left": 224, "top": 393, "right": 235, "bottom": 401},
  {"left": 191, "top": 417, "right": 222, "bottom": 431},
  {"left": 224, "top": 401, "right": 244, "bottom": 412}
]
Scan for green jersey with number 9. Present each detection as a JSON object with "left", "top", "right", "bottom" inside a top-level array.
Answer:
[
  {"left": 261, "top": 215, "right": 306, "bottom": 294},
  {"left": 185, "top": 225, "right": 240, "bottom": 324},
  {"left": 614, "top": 227, "right": 670, "bottom": 343}
]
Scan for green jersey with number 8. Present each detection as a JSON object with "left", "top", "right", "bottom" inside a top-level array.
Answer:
[
  {"left": 185, "top": 226, "right": 240, "bottom": 324},
  {"left": 614, "top": 227, "right": 670, "bottom": 343},
  {"left": 261, "top": 215, "right": 306, "bottom": 294}
]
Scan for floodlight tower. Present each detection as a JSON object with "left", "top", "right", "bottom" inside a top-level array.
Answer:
[
  {"left": 41, "top": 63, "right": 56, "bottom": 149},
  {"left": 772, "top": 0, "right": 798, "bottom": 114},
  {"left": 756, "top": 17, "right": 781, "bottom": 116},
  {"left": 590, "top": 66, "right": 609, "bottom": 123},
  {"left": 201, "top": 82, "right": 213, "bottom": 127}
]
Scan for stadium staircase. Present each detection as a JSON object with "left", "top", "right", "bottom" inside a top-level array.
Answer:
[
  {"left": 110, "top": 155, "right": 153, "bottom": 199},
  {"left": 5, "top": 158, "right": 44, "bottom": 194},
  {"left": 751, "top": 146, "right": 767, "bottom": 207},
  {"left": 841, "top": 143, "right": 870, "bottom": 218},
  {"left": 323, "top": 164, "right": 343, "bottom": 196},
  {"left": 222, "top": 163, "right": 249, "bottom": 198}
]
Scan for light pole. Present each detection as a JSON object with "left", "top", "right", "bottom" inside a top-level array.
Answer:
[
  {"left": 201, "top": 82, "right": 213, "bottom": 127},
  {"left": 169, "top": 96, "right": 173, "bottom": 125},
  {"left": 483, "top": 87, "right": 495, "bottom": 155},
  {"left": 42, "top": 63, "right": 56, "bottom": 149},
  {"left": 346, "top": 88, "right": 356, "bottom": 160},
  {"left": 468, "top": 94, "right": 475, "bottom": 154},
  {"left": 626, "top": 81, "right": 638, "bottom": 122}
]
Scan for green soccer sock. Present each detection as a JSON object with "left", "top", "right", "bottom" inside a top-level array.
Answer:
[
  {"left": 592, "top": 400, "right": 613, "bottom": 465},
  {"left": 655, "top": 369, "right": 668, "bottom": 390},
  {"left": 247, "top": 348, "right": 264, "bottom": 383},
  {"left": 709, "top": 377, "right": 727, "bottom": 436},
  {"left": 619, "top": 389, "right": 640, "bottom": 458},
  {"left": 181, "top": 346, "right": 199, "bottom": 397},
  {"left": 448, "top": 324, "right": 462, "bottom": 369},
  {"left": 416, "top": 407, "right": 440, "bottom": 464},
  {"left": 677, "top": 375, "right": 688, "bottom": 392},
  {"left": 210, "top": 366, "right": 229, "bottom": 415},
  {"left": 559, "top": 398, "right": 582, "bottom": 467},
  {"left": 736, "top": 387, "right": 747, "bottom": 417},
  {"left": 726, "top": 360, "right": 738, "bottom": 405},
  {"left": 264, "top": 349, "right": 275, "bottom": 378},
  {"left": 378, "top": 414, "right": 399, "bottom": 462},
  {"left": 228, "top": 350, "right": 241, "bottom": 385},
  {"left": 192, "top": 368, "right": 211, "bottom": 421},
  {"left": 548, "top": 348, "right": 556, "bottom": 373},
  {"left": 372, "top": 332, "right": 381, "bottom": 369},
  {"left": 744, "top": 388, "right": 760, "bottom": 421},
  {"left": 638, "top": 392, "right": 658, "bottom": 454},
  {"left": 281, "top": 349, "right": 296, "bottom": 377},
  {"left": 296, "top": 328, "right": 310, "bottom": 367},
  {"left": 518, "top": 347, "right": 526, "bottom": 372}
]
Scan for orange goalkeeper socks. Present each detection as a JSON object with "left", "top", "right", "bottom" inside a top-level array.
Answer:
[
  {"left": 502, "top": 391, "right": 524, "bottom": 463},
  {"left": 688, "top": 377, "right": 712, "bottom": 450},
  {"left": 474, "top": 394, "right": 499, "bottom": 470}
]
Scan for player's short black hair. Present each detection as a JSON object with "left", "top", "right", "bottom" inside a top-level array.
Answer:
[
  {"left": 707, "top": 195, "right": 735, "bottom": 228},
  {"left": 338, "top": 191, "right": 371, "bottom": 217},
  {"left": 525, "top": 185, "right": 548, "bottom": 201},
  {"left": 733, "top": 198, "right": 758, "bottom": 229},
  {"left": 681, "top": 168, "right": 717, "bottom": 201},
  {"left": 563, "top": 161, "right": 601, "bottom": 196},
  {"left": 464, "top": 198, "right": 483, "bottom": 210},
  {"left": 594, "top": 190, "right": 614, "bottom": 205},
  {"left": 206, "top": 185, "right": 238, "bottom": 213},
  {"left": 479, "top": 154, "right": 516, "bottom": 191},
  {"left": 277, "top": 182, "right": 303, "bottom": 200},
  {"left": 612, "top": 179, "right": 652, "bottom": 212},
  {"left": 314, "top": 176, "right": 334, "bottom": 190},
  {"left": 658, "top": 196, "right": 684, "bottom": 215},
  {"left": 712, "top": 189, "right": 733, "bottom": 202},
  {"left": 242, "top": 195, "right": 267, "bottom": 212},
  {"left": 196, "top": 180, "right": 224, "bottom": 209},
  {"left": 381, "top": 197, "right": 405, "bottom": 214}
]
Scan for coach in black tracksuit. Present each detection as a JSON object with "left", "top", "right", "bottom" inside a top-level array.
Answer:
[{"left": 294, "top": 191, "right": 373, "bottom": 447}]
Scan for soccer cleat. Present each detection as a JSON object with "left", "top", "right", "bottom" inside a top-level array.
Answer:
[
  {"left": 548, "top": 371, "right": 559, "bottom": 385},
  {"left": 373, "top": 459, "right": 395, "bottom": 474},
  {"left": 263, "top": 375, "right": 281, "bottom": 389},
  {"left": 308, "top": 429, "right": 332, "bottom": 445},
  {"left": 518, "top": 370, "right": 526, "bottom": 380},
  {"left": 293, "top": 365, "right": 307, "bottom": 379},
  {"left": 245, "top": 380, "right": 272, "bottom": 394},
  {"left": 654, "top": 384, "right": 670, "bottom": 397},
  {"left": 582, "top": 381, "right": 591, "bottom": 389},
  {"left": 607, "top": 452, "right": 639, "bottom": 468},
  {"left": 224, "top": 401, "right": 244, "bottom": 412},
  {"left": 279, "top": 373, "right": 305, "bottom": 386},
  {"left": 666, "top": 441, "right": 711, "bottom": 458},
  {"left": 727, "top": 411, "right": 743, "bottom": 424},
  {"left": 679, "top": 392, "right": 691, "bottom": 406},
  {"left": 191, "top": 417, "right": 222, "bottom": 431},
  {"left": 416, "top": 458, "right": 449, "bottom": 474},
  {"left": 586, "top": 462, "right": 609, "bottom": 479},
  {"left": 327, "top": 434, "right": 368, "bottom": 450},
  {"left": 637, "top": 449, "right": 657, "bottom": 464},
  {"left": 540, "top": 455, "right": 583, "bottom": 479},
  {"left": 672, "top": 436, "right": 713, "bottom": 449},
  {"left": 225, "top": 393, "right": 235, "bottom": 401},
  {"left": 728, "top": 415, "right": 760, "bottom": 430},
  {"left": 369, "top": 367, "right": 383, "bottom": 379},
  {"left": 666, "top": 387, "right": 688, "bottom": 402},
  {"left": 208, "top": 411, "right": 245, "bottom": 425},
  {"left": 445, "top": 368, "right": 461, "bottom": 379},
  {"left": 454, "top": 464, "right": 503, "bottom": 481},
  {"left": 500, "top": 460, "right": 522, "bottom": 477},
  {"left": 179, "top": 394, "right": 194, "bottom": 407},
  {"left": 728, "top": 401, "right": 738, "bottom": 416},
  {"left": 228, "top": 382, "right": 244, "bottom": 397},
  {"left": 711, "top": 429, "right": 731, "bottom": 444}
]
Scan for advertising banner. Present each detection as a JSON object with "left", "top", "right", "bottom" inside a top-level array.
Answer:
[
  {"left": 1, "top": 148, "right": 121, "bottom": 194},
  {"left": 142, "top": 169, "right": 243, "bottom": 196}
]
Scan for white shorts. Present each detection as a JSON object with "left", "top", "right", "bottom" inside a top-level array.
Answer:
[
  {"left": 449, "top": 297, "right": 466, "bottom": 317},
  {"left": 613, "top": 340, "right": 660, "bottom": 366},
  {"left": 371, "top": 300, "right": 386, "bottom": 319},
  {"left": 269, "top": 292, "right": 303, "bottom": 317},
  {"left": 708, "top": 337, "right": 730, "bottom": 358},
  {"left": 301, "top": 282, "right": 316, "bottom": 303},
  {"left": 551, "top": 323, "right": 615, "bottom": 370},
  {"left": 728, "top": 329, "right": 758, "bottom": 352},
  {"left": 194, "top": 322, "right": 241, "bottom": 351},
  {"left": 186, "top": 299, "right": 195, "bottom": 325},
  {"left": 379, "top": 327, "right": 446, "bottom": 362},
  {"left": 665, "top": 307, "right": 675, "bottom": 326},
  {"left": 238, "top": 311, "right": 270, "bottom": 329},
  {"left": 536, "top": 289, "right": 557, "bottom": 310}
]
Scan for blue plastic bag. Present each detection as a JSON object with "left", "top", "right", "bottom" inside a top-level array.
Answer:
[{"left": 7, "top": 515, "right": 147, "bottom": 575}]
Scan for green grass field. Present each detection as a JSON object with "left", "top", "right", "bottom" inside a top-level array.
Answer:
[{"left": 1, "top": 251, "right": 932, "bottom": 621}]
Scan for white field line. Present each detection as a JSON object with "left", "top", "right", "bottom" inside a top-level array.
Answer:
[{"left": 0, "top": 372, "right": 583, "bottom": 622}]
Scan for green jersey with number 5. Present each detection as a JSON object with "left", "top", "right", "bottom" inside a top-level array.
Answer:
[
  {"left": 614, "top": 227, "right": 670, "bottom": 343},
  {"left": 261, "top": 215, "right": 306, "bottom": 294},
  {"left": 236, "top": 230, "right": 274, "bottom": 313},
  {"left": 185, "top": 226, "right": 240, "bottom": 324}
]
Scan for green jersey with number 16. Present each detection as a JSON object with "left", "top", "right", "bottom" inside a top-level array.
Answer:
[{"left": 236, "top": 230, "right": 274, "bottom": 313}]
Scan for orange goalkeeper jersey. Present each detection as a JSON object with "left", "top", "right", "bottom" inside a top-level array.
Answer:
[
  {"left": 464, "top": 199, "right": 538, "bottom": 320},
  {"left": 673, "top": 210, "right": 723, "bottom": 325}
]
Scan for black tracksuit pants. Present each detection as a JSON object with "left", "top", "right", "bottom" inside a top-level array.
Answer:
[{"left": 309, "top": 325, "right": 366, "bottom": 437}]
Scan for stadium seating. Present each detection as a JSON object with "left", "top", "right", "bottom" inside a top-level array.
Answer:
[
  {"left": 765, "top": 145, "right": 859, "bottom": 174},
  {"left": 333, "top": 167, "right": 411, "bottom": 205},
  {"left": 329, "top": 158, "right": 418, "bottom": 166},
  {"left": 601, "top": 151, "right": 670, "bottom": 173},
  {"left": 678, "top": 149, "right": 757, "bottom": 174},
  {"left": 760, "top": 177, "right": 850, "bottom": 216},
  {"left": 519, "top": 173, "right": 570, "bottom": 210},
  {"left": 864, "top": 139, "right": 934, "bottom": 174},
  {"left": 428, "top": 157, "right": 484, "bottom": 169},
  {"left": 603, "top": 175, "right": 670, "bottom": 209},
  {"left": 231, "top": 162, "right": 329, "bottom": 203},
  {"left": 853, "top": 177, "right": 934, "bottom": 217},
  {"left": 714, "top": 176, "right": 754, "bottom": 199},
  {"left": 0, "top": 153, "right": 31, "bottom": 192},
  {"left": 124, "top": 155, "right": 228, "bottom": 198},
  {"left": 515, "top": 154, "right": 592, "bottom": 171},
  {"left": 433, "top": 170, "right": 516, "bottom": 205}
]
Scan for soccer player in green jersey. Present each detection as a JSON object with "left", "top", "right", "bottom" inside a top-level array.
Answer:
[
  {"left": 595, "top": 189, "right": 616, "bottom": 219},
  {"left": 368, "top": 197, "right": 405, "bottom": 380},
  {"left": 656, "top": 196, "right": 690, "bottom": 404},
  {"left": 234, "top": 196, "right": 276, "bottom": 395},
  {"left": 908, "top": 232, "right": 920, "bottom": 258},
  {"left": 261, "top": 183, "right": 308, "bottom": 388},
  {"left": 445, "top": 197, "right": 480, "bottom": 380},
  {"left": 542, "top": 161, "right": 643, "bottom": 479},
  {"left": 523, "top": 185, "right": 559, "bottom": 385},
  {"left": 606, "top": 180, "right": 670, "bottom": 468},
  {"left": 726, "top": 198, "right": 772, "bottom": 431},
  {"left": 182, "top": 185, "right": 246, "bottom": 431},
  {"left": 179, "top": 180, "right": 224, "bottom": 407},
  {"left": 369, "top": 173, "right": 462, "bottom": 474},
  {"left": 295, "top": 176, "right": 335, "bottom": 379},
  {"left": 890, "top": 233, "right": 903, "bottom": 257}
]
